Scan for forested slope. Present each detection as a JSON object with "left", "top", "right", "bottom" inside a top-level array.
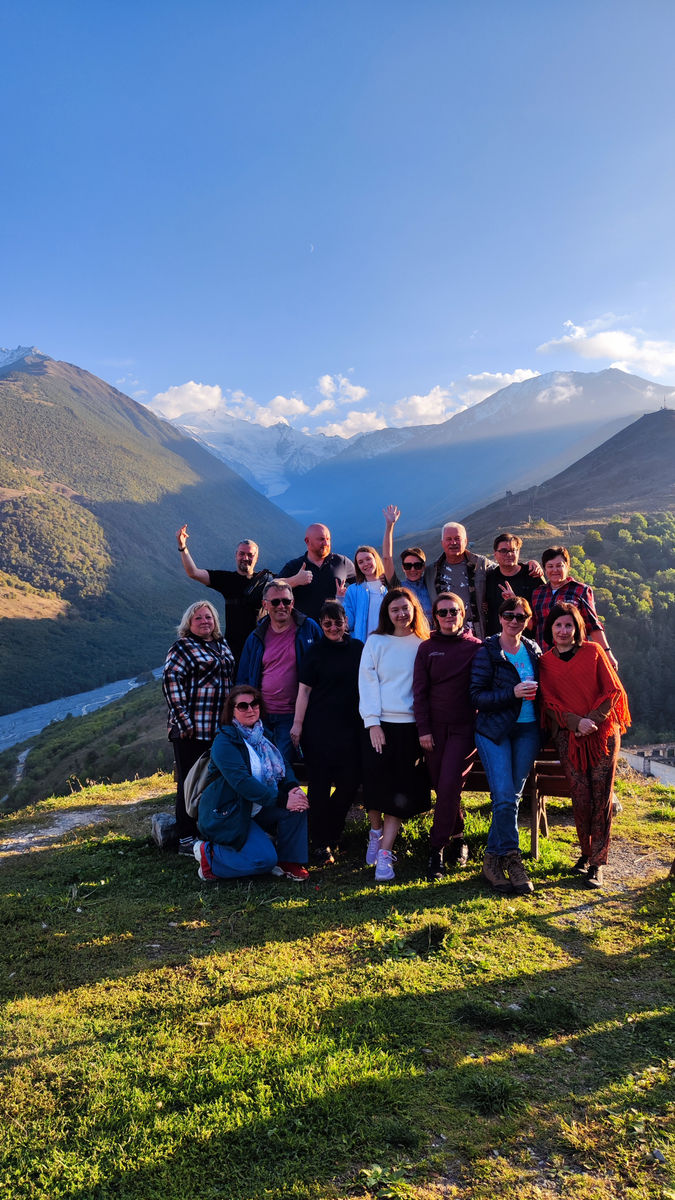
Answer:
[{"left": 0, "top": 352, "right": 303, "bottom": 713}]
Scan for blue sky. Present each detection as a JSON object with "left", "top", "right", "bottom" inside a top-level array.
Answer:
[{"left": 3, "top": 0, "right": 675, "bottom": 436}]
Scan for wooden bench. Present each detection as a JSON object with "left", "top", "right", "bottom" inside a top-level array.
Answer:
[{"left": 463, "top": 744, "right": 570, "bottom": 860}]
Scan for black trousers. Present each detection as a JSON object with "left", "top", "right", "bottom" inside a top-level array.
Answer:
[{"left": 171, "top": 736, "right": 212, "bottom": 839}]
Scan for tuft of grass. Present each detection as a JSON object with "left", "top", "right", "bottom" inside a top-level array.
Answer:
[{"left": 458, "top": 1067, "right": 525, "bottom": 1115}]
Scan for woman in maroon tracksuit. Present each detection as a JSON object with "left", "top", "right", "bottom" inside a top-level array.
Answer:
[{"left": 413, "top": 592, "right": 482, "bottom": 880}]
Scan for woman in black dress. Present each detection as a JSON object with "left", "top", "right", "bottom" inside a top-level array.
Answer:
[{"left": 290, "top": 601, "right": 364, "bottom": 864}]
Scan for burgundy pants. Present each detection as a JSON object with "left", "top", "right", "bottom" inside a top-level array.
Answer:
[
  {"left": 554, "top": 727, "right": 619, "bottom": 866},
  {"left": 425, "top": 723, "right": 476, "bottom": 849}
]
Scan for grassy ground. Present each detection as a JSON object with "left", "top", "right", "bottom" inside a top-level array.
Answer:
[{"left": 0, "top": 771, "right": 673, "bottom": 1200}]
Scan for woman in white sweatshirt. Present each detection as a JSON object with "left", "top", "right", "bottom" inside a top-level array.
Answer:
[{"left": 358, "top": 587, "right": 431, "bottom": 882}]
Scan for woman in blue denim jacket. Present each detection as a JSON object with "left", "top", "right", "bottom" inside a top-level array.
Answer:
[{"left": 470, "top": 595, "right": 541, "bottom": 897}]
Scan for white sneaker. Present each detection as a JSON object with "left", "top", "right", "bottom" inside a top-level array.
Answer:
[
  {"left": 375, "top": 847, "right": 396, "bottom": 882},
  {"left": 366, "top": 828, "right": 383, "bottom": 865}
]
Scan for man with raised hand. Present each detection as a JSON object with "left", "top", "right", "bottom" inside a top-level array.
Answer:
[
  {"left": 236, "top": 580, "right": 321, "bottom": 760},
  {"left": 175, "top": 525, "right": 311, "bottom": 662},
  {"left": 279, "top": 523, "right": 355, "bottom": 622}
]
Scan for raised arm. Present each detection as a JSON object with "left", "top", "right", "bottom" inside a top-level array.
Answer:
[
  {"left": 382, "top": 504, "right": 400, "bottom": 584},
  {"left": 176, "top": 525, "right": 211, "bottom": 587}
]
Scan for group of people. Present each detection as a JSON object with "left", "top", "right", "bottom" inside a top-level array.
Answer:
[{"left": 162, "top": 509, "right": 630, "bottom": 893}]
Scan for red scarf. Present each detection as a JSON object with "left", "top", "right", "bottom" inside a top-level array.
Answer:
[{"left": 539, "top": 642, "right": 631, "bottom": 771}]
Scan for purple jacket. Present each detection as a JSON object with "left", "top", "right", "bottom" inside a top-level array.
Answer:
[{"left": 413, "top": 629, "right": 482, "bottom": 736}]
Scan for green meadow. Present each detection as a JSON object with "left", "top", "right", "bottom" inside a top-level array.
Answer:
[{"left": 0, "top": 774, "right": 673, "bottom": 1200}]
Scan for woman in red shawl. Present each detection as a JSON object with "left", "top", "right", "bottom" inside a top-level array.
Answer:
[{"left": 539, "top": 602, "right": 630, "bottom": 888}]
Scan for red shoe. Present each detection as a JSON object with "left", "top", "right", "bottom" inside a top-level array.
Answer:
[
  {"left": 276, "top": 861, "right": 309, "bottom": 882},
  {"left": 194, "top": 840, "right": 216, "bottom": 882}
]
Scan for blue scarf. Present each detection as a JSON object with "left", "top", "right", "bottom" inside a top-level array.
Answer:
[{"left": 234, "top": 719, "right": 286, "bottom": 786}]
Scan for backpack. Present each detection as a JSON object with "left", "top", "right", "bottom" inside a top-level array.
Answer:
[{"left": 183, "top": 749, "right": 216, "bottom": 819}]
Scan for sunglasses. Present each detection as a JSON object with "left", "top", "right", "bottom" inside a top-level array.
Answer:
[
  {"left": 268, "top": 597, "right": 293, "bottom": 607},
  {"left": 321, "top": 618, "right": 344, "bottom": 627},
  {"left": 234, "top": 699, "right": 260, "bottom": 712},
  {"left": 501, "top": 611, "right": 528, "bottom": 624},
  {"left": 436, "top": 606, "right": 462, "bottom": 618},
  {"left": 403, "top": 560, "right": 424, "bottom": 570}
]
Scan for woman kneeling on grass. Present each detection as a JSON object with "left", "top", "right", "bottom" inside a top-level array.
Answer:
[
  {"left": 538, "top": 602, "right": 630, "bottom": 889},
  {"left": 358, "top": 587, "right": 431, "bottom": 883},
  {"left": 194, "top": 685, "right": 310, "bottom": 883}
]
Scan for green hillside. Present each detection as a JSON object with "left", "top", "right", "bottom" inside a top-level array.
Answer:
[{"left": 0, "top": 352, "right": 303, "bottom": 712}]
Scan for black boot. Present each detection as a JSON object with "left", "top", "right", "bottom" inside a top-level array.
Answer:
[
  {"left": 427, "top": 847, "right": 445, "bottom": 881},
  {"left": 446, "top": 838, "right": 469, "bottom": 867}
]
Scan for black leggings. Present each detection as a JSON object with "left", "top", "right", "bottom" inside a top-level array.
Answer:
[{"left": 171, "top": 737, "right": 212, "bottom": 838}]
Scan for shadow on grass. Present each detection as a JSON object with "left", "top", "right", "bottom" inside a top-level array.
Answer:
[{"left": 15, "top": 931, "right": 671, "bottom": 1200}]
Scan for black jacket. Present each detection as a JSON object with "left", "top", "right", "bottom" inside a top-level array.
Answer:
[{"left": 470, "top": 634, "right": 541, "bottom": 744}]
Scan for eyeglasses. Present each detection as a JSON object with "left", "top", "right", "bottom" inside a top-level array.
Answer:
[
  {"left": 321, "top": 618, "right": 344, "bottom": 627},
  {"left": 495, "top": 546, "right": 518, "bottom": 554},
  {"left": 436, "top": 606, "right": 462, "bottom": 618},
  {"left": 234, "top": 699, "right": 260, "bottom": 712},
  {"left": 403, "top": 560, "right": 424, "bottom": 570},
  {"left": 501, "top": 611, "right": 528, "bottom": 624},
  {"left": 268, "top": 597, "right": 293, "bottom": 607}
]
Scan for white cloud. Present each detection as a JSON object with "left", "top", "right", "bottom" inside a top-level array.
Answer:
[
  {"left": 316, "top": 410, "right": 387, "bottom": 438},
  {"left": 267, "top": 394, "right": 310, "bottom": 419},
  {"left": 538, "top": 320, "right": 675, "bottom": 378},
  {"left": 391, "top": 386, "right": 460, "bottom": 426},
  {"left": 316, "top": 373, "right": 368, "bottom": 405},
  {"left": 390, "top": 370, "right": 540, "bottom": 427},
  {"left": 309, "top": 397, "right": 336, "bottom": 416},
  {"left": 535, "top": 376, "right": 582, "bottom": 406},
  {"left": 148, "top": 381, "right": 308, "bottom": 428}
]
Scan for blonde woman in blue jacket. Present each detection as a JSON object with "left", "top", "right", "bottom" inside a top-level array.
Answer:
[{"left": 343, "top": 546, "right": 389, "bottom": 643}]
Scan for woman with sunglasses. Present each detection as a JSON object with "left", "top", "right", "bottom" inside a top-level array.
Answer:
[
  {"left": 359, "top": 587, "right": 431, "bottom": 882},
  {"left": 470, "top": 596, "right": 541, "bottom": 896},
  {"left": 290, "top": 601, "right": 364, "bottom": 865},
  {"left": 413, "top": 593, "right": 482, "bottom": 880},
  {"left": 539, "top": 603, "right": 630, "bottom": 888},
  {"left": 193, "top": 684, "right": 310, "bottom": 882}
]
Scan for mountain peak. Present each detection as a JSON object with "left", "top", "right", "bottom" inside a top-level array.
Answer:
[{"left": 0, "top": 345, "right": 43, "bottom": 371}]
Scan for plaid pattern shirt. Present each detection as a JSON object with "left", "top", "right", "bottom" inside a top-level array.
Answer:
[
  {"left": 531, "top": 578, "right": 603, "bottom": 650},
  {"left": 162, "top": 635, "right": 235, "bottom": 741}
]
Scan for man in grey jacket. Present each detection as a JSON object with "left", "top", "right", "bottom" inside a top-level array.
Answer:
[{"left": 425, "top": 523, "right": 542, "bottom": 639}]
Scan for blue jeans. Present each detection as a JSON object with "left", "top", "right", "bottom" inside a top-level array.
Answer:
[
  {"left": 205, "top": 805, "right": 308, "bottom": 879},
  {"left": 263, "top": 713, "right": 295, "bottom": 762},
  {"left": 475, "top": 722, "right": 540, "bottom": 856}
]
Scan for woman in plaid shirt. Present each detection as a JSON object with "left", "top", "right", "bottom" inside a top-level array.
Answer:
[{"left": 163, "top": 600, "right": 235, "bottom": 855}]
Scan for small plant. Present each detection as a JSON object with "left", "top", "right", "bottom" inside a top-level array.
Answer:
[
  {"left": 458, "top": 1066, "right": 525, "bottom": 1115},
  {"left": 356, "top": 1162, "right": 414, "bottom": 1197}
]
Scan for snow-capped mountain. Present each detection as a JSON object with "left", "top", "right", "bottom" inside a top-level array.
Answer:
[
  {"left": 276, "top": 369, "right": 673, "bottom": 544},
  {"left": 169, "top": 412, "right": 345, "bottom": 497},
  {"left": 0, "top": 346, "right": 39, "bottom": 371}
]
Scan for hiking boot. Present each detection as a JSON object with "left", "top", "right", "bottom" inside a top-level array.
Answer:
[
  {"left": 276, "top": 862, "right": 310, "bottom": 881},
  {"left": 374, "top": 848, "right": 396, "bottom": 882},
  {"left": 178, "top": 836, "right": 196, "bottom": 856},
  {"left": 503, "top": 850, "right": 534, "bottom": 895},
  {"left": 427, "top": 848, "right": 445, "bottom": 881},
  {"left": 482, "top": 851, "right": 512, "bottom": 894},
  {"left": 587, "top": 864, "right": 604, "bottom": 888},
  {"left": 366, "top": 828, "right": 383, "bottom": 865},
  {"left": 193, "top": 840, "right": 216, "bottom": 882},
  {"left": 572, "top": 854, "right": 590, "bottom": 874},
  {"left": 446, "top": 839, "right": 469, "bottom": 867}
]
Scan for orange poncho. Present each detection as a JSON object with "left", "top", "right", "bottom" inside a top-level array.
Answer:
[{"left": 539, "top": 642, "right": 631, "bottom": 772}]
